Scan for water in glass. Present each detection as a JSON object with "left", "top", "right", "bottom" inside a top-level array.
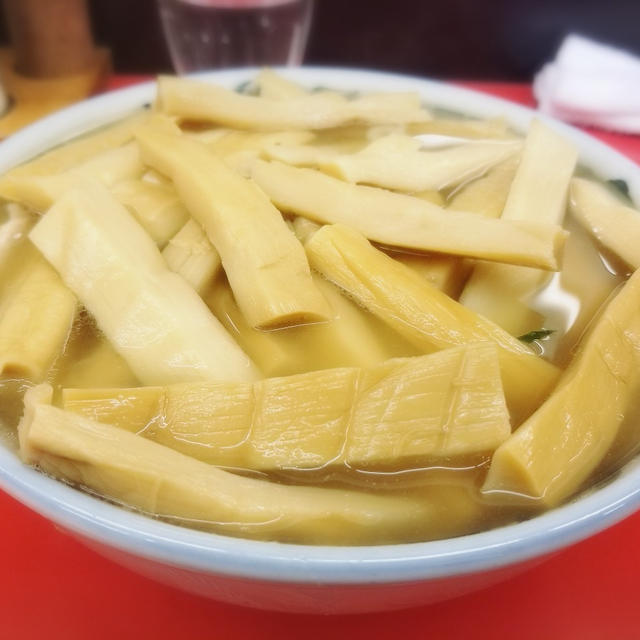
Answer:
[{"left": 158, "top": 0, "right": 314, "bottom": 72}]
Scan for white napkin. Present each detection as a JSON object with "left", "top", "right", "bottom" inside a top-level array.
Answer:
[{"left": 534, "top": 34, "right": 640, "bottom": 134}]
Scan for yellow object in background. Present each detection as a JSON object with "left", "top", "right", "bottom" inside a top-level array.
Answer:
[
  {"left": 0, "top": 48, "right": 111, "bottom": 138},
  {"left": 0, "top": 0, "right": 110, "bottom": 136}
]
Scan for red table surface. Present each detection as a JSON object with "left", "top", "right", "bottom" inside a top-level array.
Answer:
[{"left": 2, "top": 76, "right": 640, "bottom": 639}]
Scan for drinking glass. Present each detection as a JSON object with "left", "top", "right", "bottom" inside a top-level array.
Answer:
[{"left": 157, "top": 0, "right": 314, "bottom": 73}]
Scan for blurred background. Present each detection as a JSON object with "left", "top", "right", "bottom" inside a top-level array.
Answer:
[
  {"left": 0, "top": 0, "right": 638, "bottom": 137},
  {"left": 0, "top": 0, "right": 639, "bottom": 80}
]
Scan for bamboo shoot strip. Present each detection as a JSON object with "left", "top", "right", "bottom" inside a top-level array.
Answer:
[
  {"left": 64, "top": 343, "right": 510, "bottom": 470},
  {"left": 111, "top": 179, "right": 190, "bottom": 248},
  {"left": 156, "top": 76, "right": 431, "bottom": 131},
  {"left": 1, "top": 111, "right": 149, "bottom": 179},
  {"left": 254, "top": 69, "right": 308, "bottom": 100},
  {"left": 570, "top": 177, "right": 640, "bottom": 269},
  {"left": 321, "top": 135, "right": 522, "bottom": 192},
  {"left": 305, "top": 224, "right": 560, "bottom": 424},
  {"left": 447, "top": 154, "right": 520, "bottom": 218},
  {"left": 254, "top": 69, "right": 361, "bottom": 103},
  {"left": 291, "top": 216, "right": 471, "bottom": 299},
  {"left": 458, "top": 121, "right": 577, "bottom": 334},
  {"left": 0, "top": 243, "right": 76, "bottom": 381},
  {"left": 29, "top": 181, "right": 259, "bottom": 385},
  {"left": 22, "top": 385, "right": 480, "bottom": 545},
  {"left": 264, "top": 140, "right": 361, "bottom": 168},
  {"left": 291, "top": 216, "right": 320, "bottom": 244},
  {"left": 407, "top": 117, "right": 510, "bottom": 139},
  {"left": 501, "top": 120, "right": 577, "bottom": 223},
  {"left": 483, "top": 266, "right": 640, "bottom": 507},
  {"left": 191, "top": 129, "right": 315, "bottom": 157},
  {"left": 391, "top": 156, "right": 522, "bottom": 305},
  {"left": 162, "top": 219, "right": 222, "bottom": 294},
  {"left": 0, "top": 203, "right": 33, "bottom": 271},
  {"left": 409, "top": 156, "right": 522, "bottom": 306},
  {"left": 135, "top": 125, "right": 331, "bottom": 329},
  {"left": 391, "top": 252, "right": 471, "bottom": 299},
  {"left": 206, "top": 275, "right": 415, "bottom": 377},
  {"left": 251, "top": 160, "right": 567, "bottom": 270},
  {"left": 205, "top": 282, "right": 304, "bottom": 377},
  {"left": 293, "top": 275, "right": 413, "bottom": 368},
  {"left": 0, "top": 143, "right": 144, "bottom": 212}
]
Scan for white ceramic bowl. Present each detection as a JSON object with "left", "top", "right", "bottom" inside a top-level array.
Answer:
[{"left": 1, "top": 68, "right": 640, "bottom": 615}]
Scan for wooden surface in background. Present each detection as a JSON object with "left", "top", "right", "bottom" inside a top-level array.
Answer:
[
  {"left": 0, "top": 47, "right": 110, "bottom": 137},
  {"left": 3, "top": 0, "right": 95, "bottom": 77}
]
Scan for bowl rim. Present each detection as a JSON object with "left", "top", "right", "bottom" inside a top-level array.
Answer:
[{"left": 1, "top": 66, "right": 639, "bottom": 586}]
